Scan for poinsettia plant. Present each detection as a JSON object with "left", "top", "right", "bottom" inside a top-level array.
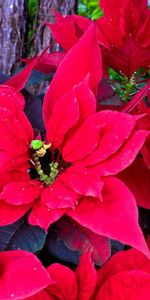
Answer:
[{"left": 1, "top": 0, "right": 150, "bottom": 299}]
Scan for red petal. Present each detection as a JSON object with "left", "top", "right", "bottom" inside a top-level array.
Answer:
[
  {"left": 0, "top": 201, "right": 32, "bottom": 225},
  {"left": 0, "top": 104, "right": 33, "bottom": 146},
  {"left": 118, "top": 157, "right": 150, "bottom": 209},
  {"left": 78, "top": 110, "right": 136, "bottom": 166},
  {"left": 75, "top": 252, "right": 97, "bottom": 300},
  {"left": 141, "top": 136, "right": 150, "bottom": 169},
  {"left": 61, "top": 166, "right": 103, "bottom": 198},
  {"left": 104, "top": 38, "right": 150, "bottom": 78},
  {"left": 75, "top": 80, "right": 96, "bottom": 124},
  {"left": 0, "top": 105, "right": 33, "bottom": 172},
  {"left": 68, "top": 177, "right": 150, "bottom": 257},
  {"left": 29, "top": 201, "right": 65, "bottom": 230},
  {"left": 48, "top": 11, "right": 91, "bottom": 51},
  {"left": 62, "top": 114, "right": 101, "bottom": 162},
  {"left": 94, "top": 130, "right": 148, "bottom": 175},
  {"left": 0, "top": 250, "right": 51, "bottom": 299},
  {"left": 96, "top": 270, "right": 150, "bottom": 300},
  {"left": 0, "top": 85, "right": 25, "bottom": 109},
  {"left": 97, "top": 247, "right": 150, "bottom": 288},
  {"left": 26, "top": 290, "right": 54, "bottom": 300},
  {"left": 41, "top": 179, "right": 77, "bottom": 209},
  {"left": 23, "top": 52, "right": 65, "bottom": 74},
  {"left": 5, "top": 48, "right": 49, "bottom": 91},
  {"left": 0, "top": 180, "right": 41, "bottom": 205},
  {"left": 43, "top": 24, "right": 101, "bottom": 125},
  {"left": 47, "top": 263, "right": 78, "bottom": 300},
  {"left": 46, "top": 87, "right": 80, "bottom": 148}
]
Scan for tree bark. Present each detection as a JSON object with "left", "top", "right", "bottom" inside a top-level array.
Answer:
[
  {"left": 0, "top": 0, "right": 77, "bottom": 74},
  {"left": 32, "top": 0, "right": 77, "bottom": 55},
  {"left": 0, "top": 0, "right": 27, "bottom": 74}
]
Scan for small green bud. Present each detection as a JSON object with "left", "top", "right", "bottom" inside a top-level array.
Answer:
[{"left": 31, "top": 140, "right": 43, "bottom": 150}]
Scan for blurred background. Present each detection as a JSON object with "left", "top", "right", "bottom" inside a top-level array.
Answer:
[{"left": 0, "top": 0, "right": 101, "bottom": 75}]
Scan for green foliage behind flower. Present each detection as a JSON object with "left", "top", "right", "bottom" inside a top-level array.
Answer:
[
  {"left": 26, "top": 0, "right": 38, "bottom": 54},
  {"left": 78, "top": 0, "right": 103, "bottom": 19}
]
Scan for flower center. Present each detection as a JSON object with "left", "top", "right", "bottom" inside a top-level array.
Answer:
[{"left": 29, "top": 140, "right": 60, "bottom": 186}]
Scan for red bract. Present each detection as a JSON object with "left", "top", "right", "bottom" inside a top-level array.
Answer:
[
  {"left": 117, "top": 79, "right": 150, "bottom": 210},
  {"left": 24, "top": 249, "right": 150, "bottom": 300},
  {"left": 43, "top": 23, "right": 102, "bottom": 122},
  {"left": 47, "top": 11, "right": 91, "bottom": 51},
  {"left": 0, "top": 250, "right": 51, "bottom": 299},
  {"left": 0, "top": 24, "right": 149, "bottom": 257},
  {"left": 97, "top": 0, "right": 150, "bottom": 78},
  {"left": 118, "top": 157, "right": 150, "bottom": 209},
  {"left": 22, "top": 52, "right": 65, "bottom": 74},
  {"left": 96, "top": 247, "right": 150, "bottom": 300},
  {"left": 25, "top": 252, "right": 97, "bottom": 300}
]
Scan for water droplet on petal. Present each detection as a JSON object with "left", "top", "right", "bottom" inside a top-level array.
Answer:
[
  {"left": 10, "top": 294, "right": 14, "bottom": 298},
  {"left": 33, "top": 267, "right": 37, "bottom": 271}
]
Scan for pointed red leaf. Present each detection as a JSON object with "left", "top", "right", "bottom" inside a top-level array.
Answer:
[
  {"left": 118, "top": 157, "right": 150, "bottom": 209},
  {"left": 48, "top": 11, "right": 91, "bottom": 51},
  {"left": 41, "top": 179, "right": 77, "bottom": 209},
  {"left": 46, "top": 87, "right": 80, "bottom": 148},
  {"left": 22, "top": 51, "right": 65, "bottom": 74},
  {"left": 26, "top": 290, "right": 54, "bottom": 300},
  {"left": 29, "top": 201, "right": 65, "bottom": 230},
  {"left": 43, "top": 24, "right": 101, "bottom": 125},
  {"left": 0, "top": 85, "right": 25, "bottom": 109},
  {"left": 5, "top": 47, "right": 49, "bottom": 91},
  {"left": 62, "top": 114, "right": 101, "bottom": 162},
  {"left": 75, "top": 79, "right": 96, "bottom": 124},
  {"left": 96, "top": 270, "right": 150, "bottom": 300},
  {"left": 75, "top": 252, "right": 97, "bottom": 300},
  {"left": 0, "top": 250, "right": 51, "bottom": 299},
  {"left": 77, "top": 110, "right": 136, "bottom": 166},
  {"left": 0, "top": 201, "right": 32, "bottom": 226},
  {"left": 97, "top": 247, "right": 150, "bottom": 288},
  {"left": 68, "top": 177, "right": 150, "bottom": 257},
  {"left": 47, "top": 263, "right": 78, "bottom": 300},
  {"left": 0, "top": 181, "right": 41, "bottom": 205},
  {"left": 94, "top": 130, "right": 148, "bottom": 175},
  {"left": 60, "top": 166, "right": 103, "bottom": 198}
]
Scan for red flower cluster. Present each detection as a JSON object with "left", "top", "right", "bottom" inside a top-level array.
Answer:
[
  {"left": 2, "top": 248, "right": 150, "bottom": 300},
  {"left": 1, "top": 0, "right": 150, "bottom": 298},
  {"left": 24, "top": 248, "right": 150, "bottom": 300},
  {"left": 46, "top": 0, "right": 150, "bottom": 79},
  {"left": 97, "top": 0, "right": 150, "bottom": 78},
  {"left": 0, "top": 24, "right": 148, "bottom": 258}
]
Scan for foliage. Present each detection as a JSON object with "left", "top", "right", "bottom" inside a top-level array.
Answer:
[{"left": 78, "top": 0, "right": 103, "bottom": 19}]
